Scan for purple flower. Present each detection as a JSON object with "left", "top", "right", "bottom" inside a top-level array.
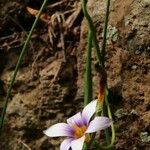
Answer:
[{"left": 43, "top": 100, "right": 112, "bottom": 150}]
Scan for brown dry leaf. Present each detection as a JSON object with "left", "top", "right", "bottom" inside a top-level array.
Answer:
[{"left": 26, "top": 7, "right": 51, "bottom": 23}]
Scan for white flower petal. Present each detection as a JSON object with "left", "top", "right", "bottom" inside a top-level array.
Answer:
[
  {"left": 71, "top": 136, "right": 85, "bottom": 150},
  {"left": 82, "top": 100, "right": 97, "bottom": 125},
  {"left": 86, "top": 117, "right": 112, "bottom": 133},
  {"left": 43, "top": 123, "right": 74, "bottom": 137},
  {"left": 67, "top": 112, "right": 84, "bottom": 127},
  {"left": 60, "top": 138, "right": 73, "bottom": 150}
]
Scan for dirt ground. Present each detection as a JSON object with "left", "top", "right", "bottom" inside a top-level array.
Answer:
[{"left": 0, "top": 0, "right": 150, "bottom": 150}]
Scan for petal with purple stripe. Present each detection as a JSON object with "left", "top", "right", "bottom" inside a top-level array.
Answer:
[
  {"left": 60, "top": 138, "right": 73, "bottom": 150},
  {"left": 43, "top": 123, "right": 74, "bottom": 137},
  {"left": 67, "top": 112, "right": 84, "bottom": 127},
  {"left": 82, "top": 100, "right": 97, "bottom": 125},
  {"left": 86, "top": 117, "right": 112, "bottom": 133}
]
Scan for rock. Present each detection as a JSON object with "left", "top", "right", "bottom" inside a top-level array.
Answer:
[
  {"left": 140, "top": 132, "right": 150, "bottom": 142},
  {"left": 114, "top": 109, "right": 128, "bottom": 119}
]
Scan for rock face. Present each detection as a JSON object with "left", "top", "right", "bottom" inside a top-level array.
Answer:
[
  {"left": 0, "top": 0, "right": 150, "bottom": 149},
  {"left": 0, "top": 53, "right": 78, "bottom": 149}
]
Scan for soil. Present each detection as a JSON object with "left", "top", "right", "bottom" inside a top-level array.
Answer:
[{"left": 0, "top": 0, "right": 150, "bottom": 150}]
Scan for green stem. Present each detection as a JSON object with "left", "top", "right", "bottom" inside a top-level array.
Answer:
[
  {"left": 81, "top": 0, "right": 103, "bottom": 66},
  {"left": 101, "top": 0, "right": 110, "bottom": 61},
  {"left": 94, "top": 89, "right": 115, "bottom": 149},
  {"left": 101, "top": 0, "right": 111, "bottom": 147},
  {"left": 81, "top": 0, "right": 115, "bottom": 149},
  {"left": 84, "top": 31, "right": 93, "bottom": 106},
  {"left": 103, "top": 92, "right": 111, "bottom": 145},
  {"left": 105, "top": 88, "right": 115, "bottom": 146},
  {"left": 0, "top": 0, "right": 48, "bottom": 134}
]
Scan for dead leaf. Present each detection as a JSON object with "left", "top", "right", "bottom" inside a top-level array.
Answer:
[{"left": 26, "top": 7, "right": 51, "bottom": 23}]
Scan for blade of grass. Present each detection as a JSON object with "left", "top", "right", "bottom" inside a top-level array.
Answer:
[
  {"left": 82, "top": 0, "right": 115, "bottom": 149},
  {"left": 95, "top": 89, "right": 115, "bottom": 149},
  {"left": 84, "top": 30, "right": 93, "bottom": 106},
  {"left": 101, "top": 0, "right": 112, "bottom": 147},
  {"left": 101, "top": 0, "right": 110, "bottom": 59},
  {"left": 81, "top": 0, "right": 103, "bottom": 66},
  {"left": 105, "top": 88, "right": 115, "bottom": 146},
  {"left": 0, "top": 0, "right": 48, "bottom": 134}
]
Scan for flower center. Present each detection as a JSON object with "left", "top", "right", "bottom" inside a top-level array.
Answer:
[
  {"left": 73, "top": 125, "right": 87, "bottom": 139},
  {"left": 73, "top": 125, "right": 91, "bottom": 142}
]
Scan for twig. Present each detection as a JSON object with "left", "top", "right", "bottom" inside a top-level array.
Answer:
[
  {"left": 8, "top": 15, "right": 35, "bottom": 51},
  {"left": 18, "top": 140, "right": 32, "bottom": 150},
  {"left": 8, "top": 15, "right": 25, "bottom": 32},
  {"left": 47, "top": 0, "right": 67, "bottom": 9}
]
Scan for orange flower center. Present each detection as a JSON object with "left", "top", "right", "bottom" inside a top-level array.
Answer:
[{"left": 73, "top": 125, "right": 91, "bottom": 142}]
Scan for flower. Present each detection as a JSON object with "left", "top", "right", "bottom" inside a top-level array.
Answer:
[{"left": 43, "top": 100, "right": 112, "bottom": 150}]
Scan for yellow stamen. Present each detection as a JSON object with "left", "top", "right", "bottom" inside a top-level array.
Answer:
[
  {"left": 73, "top": 125, "right": 86, "bottom": 139},
  {"left": 73, "top": 125, "right": 91, "bottom": 142}
]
